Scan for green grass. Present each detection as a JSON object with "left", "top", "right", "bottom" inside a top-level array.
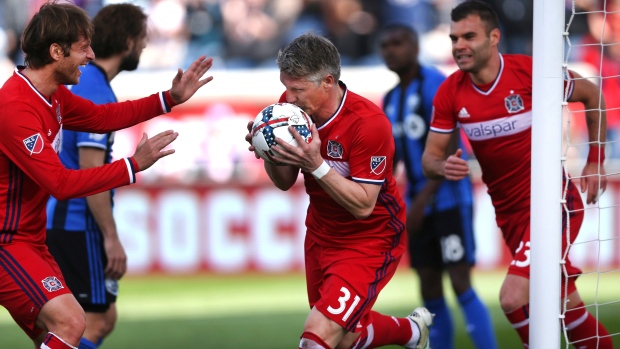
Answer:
[{"left": 1, "top": 270, "right": 619, "bottom": 348}]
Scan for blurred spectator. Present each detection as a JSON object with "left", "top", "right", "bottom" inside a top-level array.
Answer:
[
  {"left": 141, "top": 0, "right": 187, "bottom": 69},
  {"left": 183, "top": 0, "right": 224, "bottom": 69},
  {"left": 221, "top": 0, "right": 303, "bottom": 68},
  {"left": 380, "top": 0, "right": 439, "bottom": 35},
  {"left": 319, "top": 0, "right": 382, "bottom": 65},
  {"left": 0, "top": 0, "right": 29, "bottom": 65},
  {"left": 481, "top": 0, "right": 533, "bottom": 55}
]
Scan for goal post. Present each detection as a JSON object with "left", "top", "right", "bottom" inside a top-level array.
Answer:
[{"left": 530, "top": 0, "right": 564, "bottom": 347}]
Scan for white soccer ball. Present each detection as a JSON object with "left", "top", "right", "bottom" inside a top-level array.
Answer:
[{"left": 251, "top": 103, "right": 314, "bottom": 164}]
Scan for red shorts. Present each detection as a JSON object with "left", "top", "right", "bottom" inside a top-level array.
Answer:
[
  {"left": 304, "top": 236, "right": 405, "bottom": 333},
  {"left": 498, "top": 187, "right": 584, "bottom": 297},
  {"left": 0, "top": 242, "right": 72, "bottom": 338}
]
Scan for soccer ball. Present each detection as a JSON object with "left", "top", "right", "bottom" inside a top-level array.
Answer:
[{"left": 251, "top": 103, "right": 314, "bottom": 164}]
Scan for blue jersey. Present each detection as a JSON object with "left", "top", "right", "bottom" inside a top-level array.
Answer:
[
  {"left": 46, "top": 63, "right": 117, "bottom": 231},
  {"left": 383, "top": 65, "right": 473, "bottom": 213}
]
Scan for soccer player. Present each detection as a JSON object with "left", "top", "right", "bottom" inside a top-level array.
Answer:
[
  {"left": 45, "top": 4, "right": 148, "bottom": 349},
  {"left": 245, "top": 33, "right": 433, "bottom": 349},
  {"left": 422, "top": 1, "right": 612, "bottom": 348},
  {"left": 0, "top": 2, "right": 213, "bottom": 349},
  {"left": 380, "top": 23, "right": 498, "bottom": 349}
]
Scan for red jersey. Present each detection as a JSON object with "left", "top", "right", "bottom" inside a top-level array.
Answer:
[
  {"left": 0, "top": 68, "right": 172, "bottom": 246},
  {"left": 431, "top": 54, "right": 574, "bottom": 217},
  {"left": 280, "top": 83, "right": 406, "bottom": 251}
]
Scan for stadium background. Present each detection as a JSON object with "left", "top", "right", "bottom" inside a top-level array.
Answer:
[{"left": 1, "top": 0, "right": 620, "bottom": 347}]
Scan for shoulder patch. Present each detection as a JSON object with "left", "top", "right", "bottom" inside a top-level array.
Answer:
[
  {"left": 370, "top": 156, "right": 387, "bottom": 175},
  {"left": 23, "top": 133, "right": 44, "bottom": 155}
]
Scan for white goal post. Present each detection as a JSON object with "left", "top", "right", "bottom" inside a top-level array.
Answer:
[{"left": 530, "top": 0, "right": 564, "bottom": 347}]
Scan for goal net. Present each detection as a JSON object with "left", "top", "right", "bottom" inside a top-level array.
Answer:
[{"left": 533, "top": 0, "right": 619, "bottom": 347}]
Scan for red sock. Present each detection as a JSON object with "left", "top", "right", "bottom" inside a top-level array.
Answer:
[
  {"left": 40, "top": 333, "right": 76, "bottom": 349},
  {"left": 351, "top": 311, "right": 414, "bottom": 349},
  {"left": 565, "top": 302, "right": 613, "bottom": 349},
  {"left": 299, "top": 331, "right": 332, "bottom": 349},
  {"left": 505, "top": 305, "right": 530, "bottom": 348}
]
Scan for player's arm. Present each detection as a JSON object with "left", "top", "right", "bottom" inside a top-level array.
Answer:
[
  {"left": 422, "top": 131, "right": 469, "bottom": 180},
  {"left": 0, "top": 109, "right": 175, "bottom": 200},
  {"left": 271, "top": 124, "right": 380, "bottom": 219},
  {"left": 567, "top": 70, "right": 608, "bottom": 204},
  {"left": 63, "top": 57, "right": 214, "bottom": 133},
  {"left": 79, "top": 145, "right": 126, "bottom": 280}
]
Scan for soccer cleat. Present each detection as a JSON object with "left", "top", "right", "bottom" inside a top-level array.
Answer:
[{"left": 407, "top": 307, "right": 434, "bottom": 349}]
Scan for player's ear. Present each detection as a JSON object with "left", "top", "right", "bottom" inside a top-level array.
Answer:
[
  {"left": 50, "top": 43, "right": 63, "bottom": 61},
  {"left": 490, "top": 28, "right": 501, "bottom": 47}
]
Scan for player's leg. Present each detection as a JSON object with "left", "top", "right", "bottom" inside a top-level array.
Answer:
[
  {"left": 47, "top": 229, "right": 118, "bottom": 349},
  {"left": 560, "top": 184, "right": 613, "bottom": 348},
  {"left": 36, "top": 293, "right": 86, "bottom": 347},
  {"left": 564, "top": 290, "right": 613, "bottom": 348},
  {"left": 443, "top": 205, "right": 497, "bottom": 349},
  {"left": 447, "top": 263, "right": 498, "bottom": 349},
  {"left": 500, "top": 273, "right": 530, "bottom": 347},
  {"left": 0, "top": 244, "right": 84, "bottom": 349},
  {"left": 408, "top": 213, "right": 453, "bottom": 349}
]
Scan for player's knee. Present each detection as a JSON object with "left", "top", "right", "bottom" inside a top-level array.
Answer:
[
  {"left": 499, "top": 291, "right": 527, "bottom": 313},
  {"left": 55, "top": 313, "right": 86, "bottom": 344}
]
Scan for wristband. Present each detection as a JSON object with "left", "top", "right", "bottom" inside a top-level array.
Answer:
[
  {"left": 311, "top": 161, "right": 330, "bottom": 179},
  {"left": 163, "top": 90, "right": 178, "bottom": 108},
  {"left": 587, "top": 145, "right": 605, "bottom": 164}
]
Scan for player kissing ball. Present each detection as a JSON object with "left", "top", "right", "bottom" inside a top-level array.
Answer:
[{"left": 251, "top": 103, "right": 314, "bottom": 164}]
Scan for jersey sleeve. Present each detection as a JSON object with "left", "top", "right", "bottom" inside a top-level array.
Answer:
[
  {"left": 0, "top": 104, "right": 137, "bottom": 201},
  {"left": 349, "top": 113, "right": 394, "bottom": 185},
  {"left": 59, "top": 85, "right": 173, "bottom": 133},
  {"left": 430, "top": 80, "right": 457, "bottom": 133},
  {"left": 76, "top": 132, "right": 108, "bottom": 150}
]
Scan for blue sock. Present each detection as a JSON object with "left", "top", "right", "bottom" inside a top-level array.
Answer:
[
  {"left": 78, "top": 338, "right": 97, "bottom": 349},
  {"left": 457, "top": 288, "right": 498, "bottom": 349},
  {"left": 425, "top": 297, "right": 454, "bottom": 349}
]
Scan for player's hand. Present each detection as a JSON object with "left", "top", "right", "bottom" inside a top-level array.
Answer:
[
  {"left": 580, "top": 162, "right": 607, "bottom": 204},
  {"left": 245, "top": 120, "right": 260, "bottom": 159},
  {"left": 169, "top": 56, "right": 214, "bottom": 105},
  {"left": 104, "top": 234, "right": 127, "bottom": 280},
  {"left": 270, "top": 123, "right": 323, "bottom": 172},
  {"left": 132, "top": 130, "right": 178, "bottom": 171},
  {"left": 444, "top": 148, "right": 469, "bottom": 180}
]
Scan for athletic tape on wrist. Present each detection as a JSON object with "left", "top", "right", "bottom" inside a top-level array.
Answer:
[{"left": 312, "top": 161, "right": 330, "bottom": 179}]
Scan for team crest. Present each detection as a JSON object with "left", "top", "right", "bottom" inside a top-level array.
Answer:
[
  {"left": 23, "top": 133, "right": 44, "bottom": 155},
  {"left": 327, "top": 140, "right": 343, "bottom": 159},
  {"left": 42, "top": 276, "right": 64, "bottom": 292},
  {"left": 370, "top": 156, "right": 387, "bottom": 175},
  {"left": 56, "top": 105, "right": 62, "bottom": 123},
  {"left": 105, "top": 278, "right": 119, "bottom": 296},
  {"left": 504, "top": 93, "right": 524, "bottom": 113}
]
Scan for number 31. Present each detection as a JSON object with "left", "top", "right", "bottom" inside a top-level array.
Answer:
[{"left": 327, "top": 286, "right": 361, "bottom": 321}]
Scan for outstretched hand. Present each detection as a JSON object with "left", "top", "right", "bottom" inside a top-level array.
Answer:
[
  {"left": 169, "top": 56, "right": 214, "bottom": 105},
  {"left": 444, "top": 148, "right": 469, "bottom": 180},
  {"left": 132, "top": 130, "right": 178, "bottom": 171}
]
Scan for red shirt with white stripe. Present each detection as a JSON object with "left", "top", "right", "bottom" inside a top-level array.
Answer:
[
  {"left": 0, "top": 68, "right": 172, "bottom": 246},
  {"left": 431, "top": 54, "right": 574, "bottom": 217}
]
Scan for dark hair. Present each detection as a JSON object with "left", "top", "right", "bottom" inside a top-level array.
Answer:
[
  {"left": 276, "top": 33, "right": 341, "bottom": 84},
  {"left": 451, "top": 1, "right": 500, "bottom": 36},
  {"left": 21, "top": 1, "right": 93, "bottom": 69},
  {"left": 381, "top": 23, "right": 419, "bottom": 47},
  {"left": 91, "top": 3, "right": 147, "bottom": 59}
]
